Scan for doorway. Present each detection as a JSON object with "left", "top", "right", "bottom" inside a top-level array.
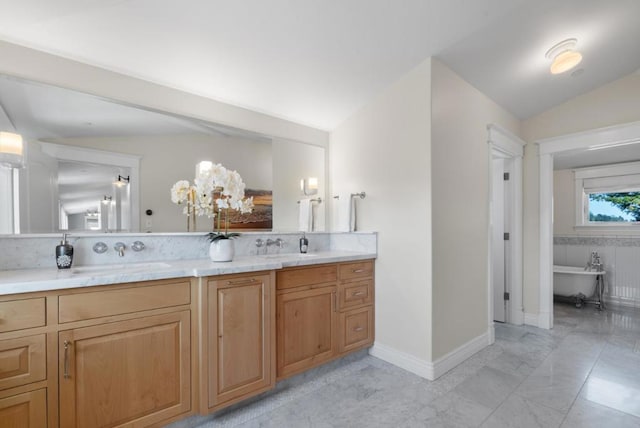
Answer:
[{"left": 488, "top": 124, "right": 525, "bottom": 326}]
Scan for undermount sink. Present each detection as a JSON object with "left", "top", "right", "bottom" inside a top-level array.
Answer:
[
  {"left": 259, "top": 253, "right": 318, "bottom": 259},
  {"left": 71, "top": 262, "right": 171, "bottom": 275}
]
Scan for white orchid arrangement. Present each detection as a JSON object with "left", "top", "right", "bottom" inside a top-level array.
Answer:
[{"left": 170, "top": 163, "right": 254, "bottom": 240}]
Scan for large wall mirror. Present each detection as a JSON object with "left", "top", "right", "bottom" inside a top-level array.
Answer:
[{"left": 0, "top": 74, "right": 326, "bottom": 234}]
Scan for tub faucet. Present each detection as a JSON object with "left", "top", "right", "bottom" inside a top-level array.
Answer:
[{"left": 586, "top": 251, "right": 602, "bottom": 271}]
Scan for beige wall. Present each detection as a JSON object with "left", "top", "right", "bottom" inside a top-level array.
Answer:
[
  {"left": 0, "top": 40, "right": 328, "bottom": 148},
  {"left": 521, "top": 71, "right": 640, "bottom": 314},
  {"left": 430, "top": 59, "right": 520, "bottom": 359},
  {"left": 553, "top": 169, "right": 575, "bottom": 236},
  {"left": 50, "top": 134, "right": 272, "bottom": 233},
  {"left": 330, "top": 58, "right": 433, "bottom": 361}
]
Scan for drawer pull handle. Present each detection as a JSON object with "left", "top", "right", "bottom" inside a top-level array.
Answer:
[
  {"left": 352, "top": 269, "right": 365, "bottom": 273},
  {"left": 352, "top": 291, "right": 366, "bottom": 296},
  {"left": 227, "top": 278, "right": 256, "bottom": 286},
  {"left": 63, "top": 340, "right": 71, "bottom": 379},
  {"left": 353, "top": 327, "right": 364, "bottom": 332},
  {"left": 332, "top": 291, "right": 337, "bottom": 312}
]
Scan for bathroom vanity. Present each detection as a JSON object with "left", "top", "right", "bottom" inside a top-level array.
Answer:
[{"left": 0, "top": 251, "right": 375, "bottom": 428}]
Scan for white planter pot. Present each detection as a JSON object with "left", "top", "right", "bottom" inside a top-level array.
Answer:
[{"left": 209, "top": 239, "right": 235, "bottom": 262}]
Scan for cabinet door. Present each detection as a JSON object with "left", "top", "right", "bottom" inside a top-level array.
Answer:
[
  {"left": 59, "top": 311, "right": 190, "bottom": 428},
  {"left": 0, "top": 389, "right": 46, "bottom": 428},
  {"left": 276, "top": 286, "right": 336, "bottom": 379},
  {"left": 339, "top": 306, "right": 374, "bottom": 354},
  {"left": 208, "top": 274, "right": 274, "bottom": 410}
]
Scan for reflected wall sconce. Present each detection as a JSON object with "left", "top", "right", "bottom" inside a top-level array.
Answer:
[
  {"left": 0, "top": 131, "right": 24, "bottom": 168},
  {"left": 300, "top": 177, "right": 318, "bottom": 196},
  {"left": 196, "top": 160, "right": 214, "bottom": 177},
  {"left": 546, "top": 38, "right": 583, "bottom": 75},
  {"left": 114, "top": 175, "right": 130, "bottom": 187},
  {"left": 101, "top": 195, "right": 112, "bottom": 204}
]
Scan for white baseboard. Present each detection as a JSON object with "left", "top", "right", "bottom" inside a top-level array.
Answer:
[
  {"left": 369, "top": 330, "right": 492, "bottom": 381},
  {"left": 369, "top": 342, "right": 434, "bottom": 380},
  {"left": 430, "top": 331, "right": 492, "bottom": 379},
  {"left": 524, "top": 312, "right": 539, "bottom": 327}
]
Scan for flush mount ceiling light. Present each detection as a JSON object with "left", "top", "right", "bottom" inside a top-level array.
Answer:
[{"left": 546, "top": 38, "right": 583, "bottom": 75}]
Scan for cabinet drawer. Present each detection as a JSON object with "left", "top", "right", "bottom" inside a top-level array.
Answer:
[
  {"left": 276, "top": 265, "right": 337, "bottom": 290},
  {"left": 339, "top": 280, "right": 373, "bottom": 311},
  {"left": 0, "top": 388, "right": 47, "bottom": 428},
  {"left": 59, "top": 280, "right": 191, "bottom": 323},
  {"left": 339, "top": 307, "right": 374, "bottom": 354},
  {"left": 0, "top": 334, "right": 46, "bottom": 391},
  {"left": 339, "top": 260, "right": 374, "bottom": 281},
  {"left": 0, "top": 298, "right": 46, "bottom": 333}
]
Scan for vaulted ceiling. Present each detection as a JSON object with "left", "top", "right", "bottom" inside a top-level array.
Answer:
[{"left": 0, "top": 0, "right": 638, "bottom": 131}]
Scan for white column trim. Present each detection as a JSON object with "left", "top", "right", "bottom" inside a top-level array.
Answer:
[{"left": 538, "top": 153, "right": 554, "bottom": 329}]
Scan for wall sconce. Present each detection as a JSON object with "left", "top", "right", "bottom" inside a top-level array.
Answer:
[
  {"left": 196, "top": 160, "right": 214, "bottom": 178},
  {"left": 0, "top": 131, "right": 24, "bottom": 168},
  {"left": 114, "top": 175, "right": 130, "bottom": 187},
  {"left": 300, "top": 177, "right": 318, "bottom": 196},
  {"left": 101, "top": 195, "right": 112, "bottom": 204}
]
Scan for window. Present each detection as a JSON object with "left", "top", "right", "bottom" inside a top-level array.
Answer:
[{"left": 575, "top": 162, "right": 640, "bottom": 227}]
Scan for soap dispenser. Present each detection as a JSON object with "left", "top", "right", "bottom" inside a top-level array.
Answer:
[
  {"left": 299, "top": 232, "right": 309, "bottom": 254},
  {"left": 56, "top": 233, "right": 74, "bottom": 269}
]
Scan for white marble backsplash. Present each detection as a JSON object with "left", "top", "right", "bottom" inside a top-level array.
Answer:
[{"left": 0, "top": 231, "right": 376, "bottom": 270}]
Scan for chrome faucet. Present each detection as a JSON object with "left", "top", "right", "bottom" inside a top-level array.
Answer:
[
  {"left": 114, "top": 242, "right": 126, "bottom": 257},
  {"left": 266, "top": 238, "right": 285, "bottom": 248},
  {"left": 586, "top": 251, "right": 603, "bottom": 271}
]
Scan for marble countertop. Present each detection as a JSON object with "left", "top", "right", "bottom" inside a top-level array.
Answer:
[{"left": 0, "top": 251, "right": 376, "bottom": 296}]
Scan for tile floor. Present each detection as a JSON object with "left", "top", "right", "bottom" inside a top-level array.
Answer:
[{"left": 176, "top": 303, "right": 640, "bottom": 428}]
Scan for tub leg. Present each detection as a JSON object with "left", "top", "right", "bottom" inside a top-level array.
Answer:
[{"left": 575, "top": 293, "right": 586, "bottom": 308}]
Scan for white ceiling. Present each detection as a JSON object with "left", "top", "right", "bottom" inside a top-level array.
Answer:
[
  {"left": 0, "top": 0, "right": 531, "bottom": 130},
  {"left": 438, "top": 0, "right": 640, "bottom": 120},
  {"left": 0, "top": 0, "right": 638, "bottom": 132}
]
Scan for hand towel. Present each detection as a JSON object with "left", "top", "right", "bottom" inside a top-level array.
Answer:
[
  {"left": 335, "top": 192, "right": 355, "bottom": 232},
  {"left": 298, "top": 198, "right": 313, "bottom": 232}
]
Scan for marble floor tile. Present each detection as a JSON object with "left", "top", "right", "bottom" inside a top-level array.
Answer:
[
  {"left": 454, "top": 366, "right": 522, "bottom": 410},
  {"left": 480, "top": 394, "right": 565, "bottom": 428},
  {"left": 560, "top": 397, "right": 640, "bottom": 428}
]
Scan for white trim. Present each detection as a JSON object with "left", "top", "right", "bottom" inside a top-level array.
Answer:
[
  {"left": 39, "top": 142, "right": 141, "bottom": 232},
  {"left": 488, "top": 124, "right": 524, "bottom": 326},
  {"left": 487, "top": 124, "right": 526, "bottom": 157},
  {"left": 536, "top": 121, "right": 640, "bottom": 332},
  {"left": 538, "top": 120, "right": 640, "bottom": 155},
  {"left": 369, "top": 330, "right": 492, "bottom": 381},
  {"left": 524, "top": 312, "right": 539, "bottom": 327},
  {"left": 431, "top": 331, "right": 492, "bottom": 379},
  {"left": 368, "top": 342, "right": 434, "bottom": 380},
  {"left": 539, "top": 153, "right": 554, "bottom": 330}
]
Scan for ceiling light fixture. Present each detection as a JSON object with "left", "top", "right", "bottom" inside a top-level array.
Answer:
[{"left": 545, "top": 38, "right": 583, "bottom": 75}]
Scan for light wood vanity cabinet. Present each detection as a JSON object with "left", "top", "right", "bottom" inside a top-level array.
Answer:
[
  {"left": 0, "top": 296, "right": 50, "bottom": 428},
  {"left": 57, "top": 279, "right": 193, "bottom": 428},
  {"left": 0, "top": 278, "right": 195, "bottom": 428},
  {"left": 276, "top": 259, "right": 375, "bottom": 380},
  {"left": 200, "top": 272, "right": 275, "bottom": 413}
]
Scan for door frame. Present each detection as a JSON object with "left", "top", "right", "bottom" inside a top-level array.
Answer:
[
  {"left": 488, "top": 124, "right": 525, "bottom": 331},
  {"left": 536, "top": 120, "right": 640, "bottom": 329}
]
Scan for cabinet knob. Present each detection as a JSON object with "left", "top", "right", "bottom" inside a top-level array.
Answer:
[{"left": 353, "top": 326, "right": 364, "bottom": 332}]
